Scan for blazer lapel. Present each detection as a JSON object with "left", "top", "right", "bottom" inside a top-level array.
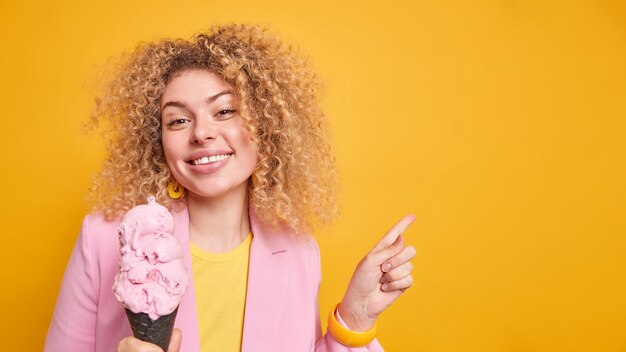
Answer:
[
  {"left": 172, "top": 206, "right": 201, "bottom": 352},
  {"left": 241, "top": 210, "right": 291, "bottom": 352}
]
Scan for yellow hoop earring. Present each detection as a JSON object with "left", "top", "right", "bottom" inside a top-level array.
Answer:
[{"left": 167, "top": 180, "right": 185, "bottom": 199}]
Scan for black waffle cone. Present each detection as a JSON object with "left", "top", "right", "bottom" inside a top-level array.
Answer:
[{"left": 125, "top": 307, "right": 178, "bottom": 351}]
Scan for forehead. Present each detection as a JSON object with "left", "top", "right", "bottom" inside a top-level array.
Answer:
[{"left": 161, "top": 69, "right": 233, "bottom": 105}]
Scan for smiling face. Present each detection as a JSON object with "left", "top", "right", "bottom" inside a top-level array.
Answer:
[{"left": 160, "top": 69, "right": 258, "bottom": 200}]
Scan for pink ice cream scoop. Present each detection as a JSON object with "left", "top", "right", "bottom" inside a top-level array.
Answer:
[{"left": 113, "top": 196, "right": 188, "bottom": 321}]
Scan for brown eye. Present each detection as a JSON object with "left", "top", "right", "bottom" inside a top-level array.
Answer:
[
  {"left": 167, "top": 118, "right": 189, "bottom": 126},
  {"left": 216, "top": 108, "right": 236, "bottom": 118}
]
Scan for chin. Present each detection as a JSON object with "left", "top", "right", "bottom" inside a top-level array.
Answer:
[{"left": 186, "top": 180, "right": 249, "bottom": 200}]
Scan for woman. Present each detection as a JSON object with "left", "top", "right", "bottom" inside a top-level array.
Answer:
[{"left": 45, "top": 24, "right": 416, "bottom": 352}]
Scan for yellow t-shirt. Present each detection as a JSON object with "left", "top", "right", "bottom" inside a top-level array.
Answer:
[{"left": 190, "top": 233, "right": 252, "bottom": 352}]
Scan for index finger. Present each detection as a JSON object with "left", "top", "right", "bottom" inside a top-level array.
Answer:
[{"left": 373, "top": 214, "right": 416, "bottom": 251}]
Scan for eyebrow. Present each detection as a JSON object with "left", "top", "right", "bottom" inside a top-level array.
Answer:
[{"left": 161, "top": 90, "right": 234, "bottom": 111}]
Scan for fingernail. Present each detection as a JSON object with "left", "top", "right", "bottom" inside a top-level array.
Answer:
[
  {"left": 382, "top": 263, "right": 392, "bottom": 272},
  {"left": 382, "top": 283, "right": 389, "bottom": 291}
]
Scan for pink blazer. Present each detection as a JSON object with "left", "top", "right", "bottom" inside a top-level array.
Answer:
[{"left": 45, "top": 206, "right": 384, "bottom": 352}]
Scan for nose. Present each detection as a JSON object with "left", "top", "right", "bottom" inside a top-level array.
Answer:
[{"left": 191, "top": 118, "right": 218, "bottom": 144}]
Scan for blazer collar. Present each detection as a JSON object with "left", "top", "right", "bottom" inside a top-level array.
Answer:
[
  {"left": 171, "top": 203, "right": 291, "bottom": 352},
  {"left": 242, "top": 207, "right": 292, "bottom": 351}
]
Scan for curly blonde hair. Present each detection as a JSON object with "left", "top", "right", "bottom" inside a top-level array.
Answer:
[{"left": 89, "top": 24, "right": 338, "bottom": 235}]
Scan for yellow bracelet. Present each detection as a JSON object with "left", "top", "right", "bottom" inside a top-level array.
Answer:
[{"left": 327, "top": 303, "right": 377, "bottom": 347}]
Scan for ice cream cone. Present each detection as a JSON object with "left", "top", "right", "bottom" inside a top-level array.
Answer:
[
  {"left": 125, "top": 306, "right": 178, "bottom": 351},
  {"left": 114, "top": 197, "right": 187, "bottom": 351}
]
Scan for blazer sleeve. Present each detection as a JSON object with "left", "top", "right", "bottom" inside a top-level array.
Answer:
[
  {"left": 312, "top": 240, "right": 385, "bottom": 352},
  {"left": 45, "top": 215, "right": 99, "bottom": 352}
]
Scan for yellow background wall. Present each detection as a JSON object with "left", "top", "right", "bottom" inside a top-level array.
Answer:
[{"left": 1, "top": 0, "right": 625, "bottom": 351}]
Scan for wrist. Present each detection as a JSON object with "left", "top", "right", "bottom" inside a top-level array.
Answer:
[{"left": 337, "top": 302, "right": 376, "bottom": 331}]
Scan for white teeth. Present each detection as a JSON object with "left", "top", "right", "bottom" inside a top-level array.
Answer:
[{"left": 191, "top": 154, "right": 231, "bottom": 165}]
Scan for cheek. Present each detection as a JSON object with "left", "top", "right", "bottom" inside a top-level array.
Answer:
[
  {"left": 160, "top": 133, "right": 180, "bottom": 170},
  {"left": 236, "top": 131, "right": 259, "bottom": 165}
]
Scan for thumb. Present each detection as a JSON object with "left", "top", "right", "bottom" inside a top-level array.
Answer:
[{"left": 167, "top": 329, "right": 182, "bottom": 352}]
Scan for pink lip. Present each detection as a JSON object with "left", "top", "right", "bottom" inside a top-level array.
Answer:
[{"left": 185, "top": 149, "right": 234, "bottom": 175}]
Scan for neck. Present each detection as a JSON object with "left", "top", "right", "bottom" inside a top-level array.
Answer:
[{"left": 186, "top": 182, "right": 251, "bottom": 253}]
